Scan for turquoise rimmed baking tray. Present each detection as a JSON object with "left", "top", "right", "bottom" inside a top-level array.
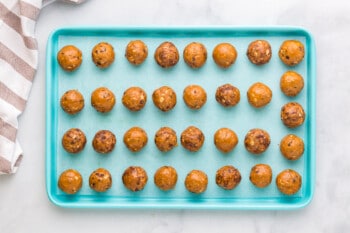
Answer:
[{"left": 46, "top": 26, "right": 316, "bottom": 209}]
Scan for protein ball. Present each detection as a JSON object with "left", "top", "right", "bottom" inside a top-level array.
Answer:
[
  {"left": 122, "top": 86, "right": 147, "bottom": 111},
  {"left": 183, "top": 42, "right": 207, "bottom": 68},
  {"left": 91, "top": 87, "right": 116, "bottom": 113},
  {"left": 212, "top": 43, "right": 238, "bottom": 68},
  {"left": 214, "top": 128, "right": 239, "bottom": 153},
  {"left": 92, "top": 130, "right": 116, "bottom": 154},
  {"left": 60, "top": 89, "right": 84, "bottom": 114},
  {"left": 58, "top": 169, "right": 83, "bottom": 194},
  {"left": 249, "top": 164, "right": 272, "bottom": 188},
  {"left": 183, "top": 85, "right": 207, "bottom": 110},
  {"left": 152, "top": 86, "right": 177, "bottom": 112},
  {"left": 244, "top": 128, "right": 271, "bottom": 154},
  {"left": 89, "top": 168, "right": 112, "bottom": 192},
  {"left": 57, "top": 45, "right": 82, "bottom": 72},
  {"left": 280, "top": 134, "right": 304, "bottom": 160},
  {"left": 62, "top": 128, "right": 87, "bottom": 153},
  {"left": 280, "top": 71, "right": 304, "bottom": 97},
  {"left": 154, "top": 127, "right": 178, "bottom": 152},
  {"left": 154, "top": 41, "right": 179, "bottom": 68},
  {"left": 123, "top": 127, "right": 148, "bottom": 152},
  {"left": 180, "top": 126, "right": 205, "bottom": 152},
  {"left": 279, "top": 40, "right": 305, "bottom": 66},
  {"left": 185, "top": 170, "right": 208, "bottom": 194},
  {"left": 280, "top": 102, "right": 305, "bottom": 128},
  {"left": 91, "top": 42, "right": 115, "bottom": 69},
  {"left": 247, "top": 82, "right": 272, "bottom": 108},
  {"left": 215, "top": 84, "right": 240, "bottom": 107},
  {"left": 125, "top": 40, "right": 148, "bottom": 65},
  {"left": 122, "top": 166, "right": 148, "bottom": 192},
  {"left": 215, "top": 165, "right": 241, "bottom": 190},
  {"left": 276, "top": 169, "right": 302, "bottom": 195},
  {"left": 246, "top": 40, "right": 272, "bottom": 65},
  {"left": 154, "top": 166, "right": 178, "bottom": 191}
]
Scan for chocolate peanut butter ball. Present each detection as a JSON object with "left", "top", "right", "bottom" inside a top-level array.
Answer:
[
  {"left": 91, "top": 42, "right": 115, "bottom": 69},
  {"left": 215, "top": 84, "right": 240, "bottom": 107},
  {"left": 280, "top": 71, "right": 304, "bottom": 97},
  {"left": 154, "top": 127, "right": 178, "bottom": 152},
  {"left": 279, "top": 40, "right": 305, "bottom": 66},
  {"left": 91, "top": 87, "right": 116, "bottom": 113},
  {"left": 57, "top": 45, "right": 82, "bottom": 72},
  {"left": 246, "top": 40, "right": 272, "bottom": 65},
  {"left": 58, "top": 169, "right": 83, "bottom": 194},
  {"left": 180, "top": 126, "right": 205, "bottom": 152},
  {"left": 280, "top": 102, "right": 305, "bottom": 128},
  {"left": 183, "top": 42, "right": 207, "bottom": 68},
  {"left": 185, "top": 170, "right": 208, "bottom": 194},
  {"left": 216, "top": 165, "right": 241, "bottom": 190},
  {"left": 276, "top": 169, "right": 302, "bottom": 195},
  {"left": 152, "top": 86, "right": 177, "bottom": 112},
  {"left": 62, "top": 128, "right": 87, "bottom": 153},
  {"left": 125, "top": 40, "right": 148, "bottom": 65},
  {"left": 92, "top": 130, "right": 116, "bottom": 154},
  {"left": 123, "top": 127, "right": 148, "bottom": 152},
  {"left": 154, "top": 166, "right": 178, "bottom": 191},
  {"left": 60, "top": 89, "right": 84, "bottom": 114},
  {"left": 249, "top": 164, "right": 272, "bottom": 188},
  {"left": 244, "top": 128, "right": 271, "bottom": 154},
  {"left": 122, "top": 166, "right": 148, "bottom": 192},
  {"left": 212, "top": 43, "right": 237, "bottom": 68},
  {"left": 154, "top": 41, "right": 179, "bottom": 68},
  {"left": 247, "top": 82, "right": 272, "bottom": 108},
  {"left": 280, "top": 134, "right": 304, "bottom": 160},
  {"left": 183, "top": 85, "right": 207, "bottom": 110},
  {"left": 89, "top": 168, "right": 112, "bottom": 192},
  {"left": 214, "top": 128, "right": 238, "bottom": 153},
  {"left": 122, "top": 86, "right": 147, "bottom": 111}
]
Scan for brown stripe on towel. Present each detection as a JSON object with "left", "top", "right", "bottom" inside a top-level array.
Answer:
[
  {"left": 0, "top": 81, "right": 27, "bottom": 112},
  {"left": 19, "top": 1, "right": 40, "bottom": 20},
  {"left": 0, "top": 117, "right": 17, "bottom": 142},
  {"left": 0, "top": 2, "right": 38, "bottom": 50},
  {"left": 0, "top": 156, "right": 12, "bottom": 174},
  {"left": 0, "top": 42, "right": 35, "bottom": 82}
]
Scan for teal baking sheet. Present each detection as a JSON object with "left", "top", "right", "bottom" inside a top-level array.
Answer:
[{"left": 46, "top": 26, "right": 316, "bottom": 209}]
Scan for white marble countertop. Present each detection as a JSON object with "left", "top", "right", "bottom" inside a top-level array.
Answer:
[{"left": 1, "top": 0, "right": 349, "bottom": 232}]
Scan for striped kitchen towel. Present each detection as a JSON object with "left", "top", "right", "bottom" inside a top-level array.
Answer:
[{"left": 0, "top": 0, "right": 86, "bottom": 174}]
